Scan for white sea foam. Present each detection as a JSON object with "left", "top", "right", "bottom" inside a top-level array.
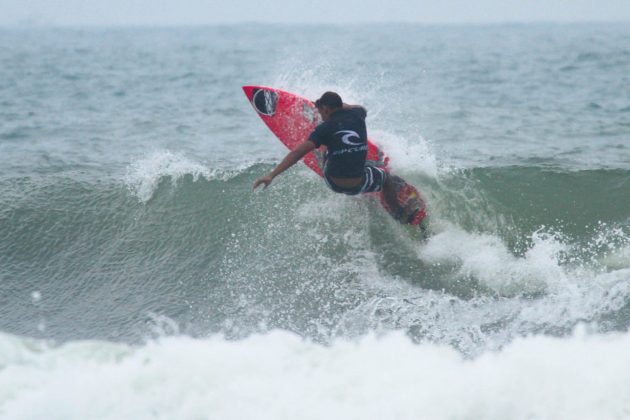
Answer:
[
  {"left": 417, "top": 226, "right": 568, "bottom": 296},
  {"left": 603, "top": 244, "right": 630, "bottom": 270},
  {"left": 413, "top": 223, "right": 630, "bottom": 328},
  {"left": 1, "top": 329, "right": 630, "bottom": 420},
  {"left": 305, "top": 222, "right": 626, "bottom": 357},
  {"left": 416, "top": 222, "right": 630, "bottom": 300},
  {"left": 371, "top": 129, "right": 439, "bottom": 179}
]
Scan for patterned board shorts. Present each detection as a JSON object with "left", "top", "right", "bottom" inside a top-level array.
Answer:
[{"left": 324, "top": 165, "right": 386, "bottom": 195}]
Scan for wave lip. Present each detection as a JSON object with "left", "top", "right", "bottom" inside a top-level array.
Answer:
[{"left": 124, "top": 150, "right": 240, "bottom": 202}]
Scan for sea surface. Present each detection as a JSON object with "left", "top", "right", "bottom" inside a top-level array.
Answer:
[{"left": 1, "top": 23, "right": 630, "bottom": 419}]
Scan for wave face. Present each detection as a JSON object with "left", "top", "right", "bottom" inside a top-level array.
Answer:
[
  {"left": 2, "top": 155, "right": 629, "bottom": 353},
  {"left": 1, "top": 23, "right": 629, "bottom": 418}
]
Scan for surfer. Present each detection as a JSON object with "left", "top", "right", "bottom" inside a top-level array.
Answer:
[{"left": 253, "top": 91, "right": 402, "bottom": 212}]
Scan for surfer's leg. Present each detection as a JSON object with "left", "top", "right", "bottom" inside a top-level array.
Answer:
[
  {"left": 323, "top": 173, "right": 363, "bottom": 195},
  {"left": 324, "top": 166, "right": 388, "bottom": 196},
  {"left": 360, "top": 167, "right": 406, "bottom": 219},
  {"left": 359, "top": 166, "right": 386, "bottom": 194},
  {"left": 381, "top": 172, "right": 404, "bottom": 213}
]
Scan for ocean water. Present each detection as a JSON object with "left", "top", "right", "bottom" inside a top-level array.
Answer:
[{"left": 1, "top": 23, "right": 630, "bottom": 419}]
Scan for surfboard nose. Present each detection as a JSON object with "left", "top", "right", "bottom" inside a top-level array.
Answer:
[
  {"left": 242, "top": 85, "right": 258, "bottom": 102},
  {"left": 243, "top": 86, "right": 279, "bottom": 117}
]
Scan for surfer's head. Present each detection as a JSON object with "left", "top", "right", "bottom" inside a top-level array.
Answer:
[{"left": 315, "top": 91, "right": 342, "bottom": 121}]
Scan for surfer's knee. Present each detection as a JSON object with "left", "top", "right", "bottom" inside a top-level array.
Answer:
[{"left": 362, "top": 166, "right": 387, "bottom": 194}]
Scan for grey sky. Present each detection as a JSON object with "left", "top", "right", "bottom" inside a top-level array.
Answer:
[{"left": 2, "top": 0, "right": 630, "bottom": 26}]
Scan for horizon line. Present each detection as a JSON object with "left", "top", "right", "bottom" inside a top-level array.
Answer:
[{"left": 2, "top": 19, "right": 630, "bottom": 29}]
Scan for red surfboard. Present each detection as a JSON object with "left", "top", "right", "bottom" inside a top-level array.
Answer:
[{"left": 243, "top": 85, "right": 427, "bottom": 227}]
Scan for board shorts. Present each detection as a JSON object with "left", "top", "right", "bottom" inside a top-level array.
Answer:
[{"left": 324, "top": 165, "right": 386, "bottom": 196}]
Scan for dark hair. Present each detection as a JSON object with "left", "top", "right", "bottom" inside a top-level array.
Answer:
[{"left": 314, "top": 91, "right": 343, "bottom": 109}]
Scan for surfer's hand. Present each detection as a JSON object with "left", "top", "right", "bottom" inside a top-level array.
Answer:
[{"left": 253, "top": 175, "right": 273, "bottom": 191}]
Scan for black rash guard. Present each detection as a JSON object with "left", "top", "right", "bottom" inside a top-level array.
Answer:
[{"left": 308, "top": 107, "right": 368, "bottom": 179}]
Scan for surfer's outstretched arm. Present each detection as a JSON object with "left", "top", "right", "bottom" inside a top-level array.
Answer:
[{"left": 253, "top": 140, "right": 317, "bottom": 190}]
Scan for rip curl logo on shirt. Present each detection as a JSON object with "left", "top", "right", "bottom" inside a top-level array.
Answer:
[
  {"left": 252, "top": 89, "right": 278, "bottom": 116},
  {"left": 331, "top": 145, "right": 368, "bottom": 156},
  {"left": 335, "top": 130, "right": 362, "bottom": 146}
]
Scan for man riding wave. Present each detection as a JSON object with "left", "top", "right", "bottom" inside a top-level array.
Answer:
[{"left": 253, "top": 91, "right": 414, "bottom": 222}]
